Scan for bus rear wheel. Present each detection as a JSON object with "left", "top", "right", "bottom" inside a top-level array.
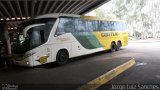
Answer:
[
  {"left": 56, "top": 50, "right": 69, "bottom": 65},
  {"left": 116, "top": 41, "right": 122, "bottom": 51},
  {"left": 110, "top": 42, "right": 116, "bottom": 52}
]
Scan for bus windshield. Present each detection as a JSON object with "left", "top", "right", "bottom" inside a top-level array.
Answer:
[{"left": 13, "top": 18, "right": 57, "bottom": 54}]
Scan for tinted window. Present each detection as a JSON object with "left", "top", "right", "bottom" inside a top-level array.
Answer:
[
  {"left": 76, "top": 20, "right": 98, "bottom": 32},
  {"left": 113, "top": 22, "right": 127, "bottom": 31},
  {"left": 14, "top": 18, "right": 56, "bottom": 53},
  {"left": 99, "top": 21, "right": 106, "bottom": 31},
  {"left": 99, "top": 21, "right": 113, "bottom": 31},
  {"left": 99, "top": 21, "right": 127, "bottom": 31},
  {"left": 75, "top": 19, "right": 86, "bottom": 32},
  {"left": 92, "top": 20, "right": 99, "bottom": 31},
  {"left": 86, "top": 20, "right": 94, "bottom": 32},
  {"left": 44, "top": 20, "right": 55, "bottom": 40},
  {"left": 56, "top": 18, "right": 75, "bottom": 35},
  {"left": 40, "top": 30, "right": 45, "bottom": 43},
  {"left": 31, "top": 30, "right": 41, "bottom": 48},
  {"left": 121, "top": 22, "right": 127, "bottom": 30},
  {"left": 29, "top": 25, "right": 49, "bottom": 49}
]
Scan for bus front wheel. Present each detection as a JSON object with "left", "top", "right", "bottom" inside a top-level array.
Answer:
[{"left": 56, "top": 50, "right": 69, "bottom": 65}]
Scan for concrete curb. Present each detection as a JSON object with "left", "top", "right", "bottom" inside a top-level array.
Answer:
[{"left": 77, "top": 58, "right": 136, "bottom": 90}]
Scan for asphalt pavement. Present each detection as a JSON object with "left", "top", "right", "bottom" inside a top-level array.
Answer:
[{"left": 99, "top": 40, "right": 160, "bottom": 90}]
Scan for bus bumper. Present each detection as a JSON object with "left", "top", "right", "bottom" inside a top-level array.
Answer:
[{"left": 13, "top": 59, "right": 32, "bottom": 67}]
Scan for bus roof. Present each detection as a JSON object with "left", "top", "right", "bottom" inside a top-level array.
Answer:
[
  {"left": 35, "top": 13, "right": 125, "bottom": 22},
  {"left": 35, "top": 13, "right": 80, "bottom": 19},
  {"left": 81, "top": 15, "right": 125, "bottom": 22}
]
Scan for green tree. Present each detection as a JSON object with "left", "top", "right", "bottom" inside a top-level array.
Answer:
[
  {"left": 94, "top": 9, "right": 105, "bottom": 18},
  {"left": 111, "top": 0, "right": 154, "bottom": 39},
  {"left": 92, "top": 0, "right": 156, "bottom": 39}
]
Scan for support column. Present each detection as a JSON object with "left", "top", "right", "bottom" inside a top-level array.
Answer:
[{"left": 0, "top": 22, "right": 11, "bottom": 57}]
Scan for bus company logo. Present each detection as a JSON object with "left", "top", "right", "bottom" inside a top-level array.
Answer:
[
  {"left": 101, "top": 32, "right": 119, "bottom": 37},
  {"left": 36, "top": 56, "right": 49, "bottom": 64}
]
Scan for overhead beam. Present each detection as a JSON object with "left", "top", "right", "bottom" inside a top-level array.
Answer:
[
  {"left": 68, "top": 0, "right": 86, "bottom": 13},
  {"left": 54, "top": 1, "right": 65, "bottom": 13},
  {"left": 37, "top": 1, "right": 43, "bottom": 16},
  {"left": 63, "top": 0, "right": 79, "bottom": 13},
  {"left": 79, "top": 0, "right": 110, "bottom": 14},
  {"left": 42, "top": 0, "right": 51, "bottom": 14},
  {"left": 16, "top": 0, "right": 22, "bottom": 17},
  {"left": 73, "top": 0, "right": 96, "bottom": 14},
  {"left": 31, "top": 0, "right": 36, "bottom": 18},
  {"left": 59, "top": 0, "right": 72, "bottom": 13},
  {"left": 0, "top": 10, "right": 6, "bottom": 19},
  {"left": 48, "top": 1, "right": 58, "bottom": 13},
  {"left": 8, "top": 1, "right": 17, "bottom": 18},
  {"left": 0, "top": 2, "right": 11, "bottom": 18},
  {"left": 0, "top": 0, "right": 109, "bottom": 19},
  {"left": 24, "top": 0, "right": 28, "bottom": 17}
]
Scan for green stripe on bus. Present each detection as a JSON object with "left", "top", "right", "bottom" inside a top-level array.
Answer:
[{"left": 73, "top": 32, "right": 102, "bottom": 49}]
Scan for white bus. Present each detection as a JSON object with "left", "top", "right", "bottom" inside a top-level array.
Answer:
[{"left": 12, "top": 13, "right": 128, "bottom": 67}]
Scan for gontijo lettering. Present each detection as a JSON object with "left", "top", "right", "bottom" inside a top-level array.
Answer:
[{"left": 101, "top": 32, "right": 119, "bottom": 37}]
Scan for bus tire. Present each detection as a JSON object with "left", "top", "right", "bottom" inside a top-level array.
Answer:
[
  {"left": 110, "top": 42, "right": 116, "bottom": 52},
  {"left": 56, "top": 50, "right": 69, "bottom": 65},
  {"left": 116, "top": 41, "right": 122, "bottom": 51}
]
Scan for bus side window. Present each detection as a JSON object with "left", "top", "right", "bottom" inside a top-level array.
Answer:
[
  {"left": 104, "top": 21, "right": 111, "bottom": 31},
  {"left": 86, "top": 20, "right": 94, "bottom": 32},
  {"left": 44, "top": 21, "right": 54, "bottom": 40},
  {"left": 116, "top": 22, "right": 119, "bottom": 31},
  {"left": 112, "top": 22, "right": 117, "bottom": 31},
  {"left": 119, "top": 22, "right": 123, "bottom": 31},
  {"left": 121, "top": 22, "right": 127, "bottom": 30},
  {"left": 75, "top": 19, "right": 86, "bottom": 32},
  {"left": 56, "top": 18, "right": 66, "bottom": 36},
  {"left": 99, "top": 21, "right": 106, "bottom": 31},
  {"left": 56, "top": 18, "right": 75, "bottom": 36},
  {"left": 115, "top": 22, "right": 127, "bottom": 31},
  {"left": 110, "top": 21, "right": 114, "bottom": 31},
  {"left": 64, "top": 18, "right": 75, "bottom": 33},
  {"left": 107, "top": 21, "right": 112, "bottom": 31},
  {"left": 92, "top": 20, "right": 98, "bottom": 31}
]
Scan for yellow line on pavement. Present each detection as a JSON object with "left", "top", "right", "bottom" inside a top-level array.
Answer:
[{"left": 77, "top": 58, "right": 136, "bottom": 90}]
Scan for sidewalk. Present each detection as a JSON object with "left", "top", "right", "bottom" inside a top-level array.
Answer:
[{"left": 129, "top": 39, "right": 160, "bottom": 43}]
